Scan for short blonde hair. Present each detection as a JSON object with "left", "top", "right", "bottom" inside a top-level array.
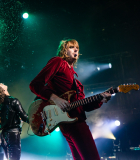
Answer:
[
  {"left": 56, "top": 39, "right": 80, "bottom": 65},
  {"left": 0, "top": 86, "right": 5, "bottom": 104}
]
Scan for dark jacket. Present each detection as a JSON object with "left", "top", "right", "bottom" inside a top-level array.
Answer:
[{"left": 0, "top": 96, "right": 29, "bottom": 131}]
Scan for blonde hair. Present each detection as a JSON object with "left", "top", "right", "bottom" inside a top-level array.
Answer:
[
  {"left": 56, "top": 39, "right": 80, "bottom": 65},
  {"left": 0, "top": 86, "right": 5, "bottom": 104}
]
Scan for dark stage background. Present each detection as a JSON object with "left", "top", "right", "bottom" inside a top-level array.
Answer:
[{"left": 0, "top": 0, "right": 140, "bottom": 159}]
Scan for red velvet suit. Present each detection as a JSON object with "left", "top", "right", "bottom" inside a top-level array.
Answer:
[{"left": 29, "top": 57, "right": 102, "bottom": 160}]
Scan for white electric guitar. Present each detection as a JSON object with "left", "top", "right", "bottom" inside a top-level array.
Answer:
[{"left": 28, "top": 84, "right": 139, "bottom": 136}]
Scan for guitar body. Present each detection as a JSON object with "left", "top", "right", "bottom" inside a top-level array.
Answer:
[{"left": 28, "top": 90, "right": 78, "bottom": 136}]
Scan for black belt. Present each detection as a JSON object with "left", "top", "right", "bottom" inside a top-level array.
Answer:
[{"left": 2, "top": 128, "right": 20, "bottom": 133}]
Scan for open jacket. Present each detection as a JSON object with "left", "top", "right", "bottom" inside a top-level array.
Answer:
[{"left": 0, "top": 96, "right": 29, "bottom": 131}]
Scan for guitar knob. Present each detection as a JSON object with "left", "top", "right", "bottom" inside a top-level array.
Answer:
[
  {"left": 50, "top": 118, "right": 52, "bottom": 121},
  {"left": 48, "top": 123, "right": 51, "bottom": 126}
]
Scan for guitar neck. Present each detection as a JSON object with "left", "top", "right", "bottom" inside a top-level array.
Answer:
[{"left": 69, "top": 88, "right": 118, "bottom": 110}]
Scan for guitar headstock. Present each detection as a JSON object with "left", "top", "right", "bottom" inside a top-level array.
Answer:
[{"left": 118, "top": 84, "right": 139, "bottom": 93}]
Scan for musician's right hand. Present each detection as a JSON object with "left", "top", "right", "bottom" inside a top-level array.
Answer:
[{"left": 50, "top": 93, "right": 70, "bottom": 111}]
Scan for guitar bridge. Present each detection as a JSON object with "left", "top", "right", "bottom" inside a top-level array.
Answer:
[
  {"left": 40, "top": 111, "right": 50, "bottom": 134},
  {"left": 41, "top": 111, "right": 52, "bottom": 135}
]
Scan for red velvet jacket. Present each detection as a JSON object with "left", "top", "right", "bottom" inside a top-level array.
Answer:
[{"left": 29, "top": 57, "right": 102, "bottom": 121}]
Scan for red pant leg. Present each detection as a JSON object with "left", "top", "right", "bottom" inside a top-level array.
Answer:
[
  {"left": 60, "top": 121, "right": 100, "bottom": 160},
  {"left": 65, "top": 135, "right": 82, "bottom": 160}
]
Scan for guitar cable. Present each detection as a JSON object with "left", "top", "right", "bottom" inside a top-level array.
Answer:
[{"left": 27, "top": 124, "right": 35, "bottom": 136}]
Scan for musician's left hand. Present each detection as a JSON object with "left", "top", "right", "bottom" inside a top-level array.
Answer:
[
  {"left": 100, "top": 87, "right": 112, "bottom": 103},
  {"left": 100, "top": 92, "right": 111, "bottom": 103}
]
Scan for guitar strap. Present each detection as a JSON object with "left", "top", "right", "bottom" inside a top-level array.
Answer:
[{"left": 73, "top": 78, "right": 79, "bottom": 99}]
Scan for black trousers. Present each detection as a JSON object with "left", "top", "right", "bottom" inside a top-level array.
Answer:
[{"left": 1, "top": 130, "right": 21, "bottom": 160}]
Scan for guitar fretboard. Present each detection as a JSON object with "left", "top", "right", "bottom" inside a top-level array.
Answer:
[
  {"left": 69, "top": 88, "right": 118, "bottom": 110},
  {"left": 70, "top": 94, "right": 103, "bottom": 109}
]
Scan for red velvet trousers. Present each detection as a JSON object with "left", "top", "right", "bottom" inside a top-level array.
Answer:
[{"left": 60, "top": 121, "right": 100, "bottom": 160}]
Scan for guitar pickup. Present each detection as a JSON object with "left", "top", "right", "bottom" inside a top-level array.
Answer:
[
  {"left": 54, "top": 107, "right": 58, "bottom": 116},
  {"left": 48, "top": 110, "right": 51, "bottom": 118}
]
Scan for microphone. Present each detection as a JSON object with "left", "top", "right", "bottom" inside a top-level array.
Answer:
[{"left": 74, "top": 54, "right": 77, "bottom": 57}]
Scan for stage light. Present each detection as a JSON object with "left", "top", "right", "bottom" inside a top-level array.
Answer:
[
  {"left": 109, "top": 63, "right": 112, "bottom": 68},
  {"left": 97, "top": 67, "right": 100, "bottom": 71},
  {"left": 115, "top": 120, "right": 120, "bottom": 126},
  {"left": 23, "top": 13, "right": 29, "bottom": 19},
  {"left": 21, "top": 65, "right": 25, "bottom": 69},
  {"left": 55, "top": 127, "right": 60, "bottom": 132},
  {"left": 91, "top": 119, "right": 116, "bottom": 140},
  {"left": 4, "top": 155, "right": 7, "bottom": 160}
]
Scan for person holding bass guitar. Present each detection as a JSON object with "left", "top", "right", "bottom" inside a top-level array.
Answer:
[{"left": 29, "top": 39, "right": 112, "bottom": 160}]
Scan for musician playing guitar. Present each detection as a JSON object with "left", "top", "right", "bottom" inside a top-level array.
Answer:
[{"left": 29, "top": 39, "right": 112, "bottom": 160}]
